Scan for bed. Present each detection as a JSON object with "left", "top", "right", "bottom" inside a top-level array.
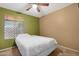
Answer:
[{"left": 15, "top": 34, "right": 57, "bottom": 56}]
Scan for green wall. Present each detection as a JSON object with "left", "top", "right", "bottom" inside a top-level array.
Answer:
[{"left": 0, "top": 7, "right": 40, "bottom": 50}]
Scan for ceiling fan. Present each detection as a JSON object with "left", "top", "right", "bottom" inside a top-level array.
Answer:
[{"left": 26, "top": 3, "right": 49, "bottom": 12}]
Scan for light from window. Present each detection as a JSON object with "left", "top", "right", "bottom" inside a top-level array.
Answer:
[{"left": 4, "top": 20, "right": 24, "bottom": 39}]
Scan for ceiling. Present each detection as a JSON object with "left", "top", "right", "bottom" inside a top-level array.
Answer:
[{"left": 0, "top": 3, "right": 72, "bottom": 18}]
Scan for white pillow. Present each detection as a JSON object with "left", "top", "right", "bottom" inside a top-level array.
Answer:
[{"left": 16, "top": 33, "right": 31, "bottom": 40}]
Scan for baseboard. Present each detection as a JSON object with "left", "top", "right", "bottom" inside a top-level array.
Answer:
[
  {"left": 0, "top": 46, "right": 16, "bottom": 52},
  {"left": 58, "top": 45, "right": 79, "bottom": 53}
]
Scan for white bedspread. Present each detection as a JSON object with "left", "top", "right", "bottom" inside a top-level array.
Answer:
[{"left": 16, "top": 34, "right": 57, "bottom": 56}]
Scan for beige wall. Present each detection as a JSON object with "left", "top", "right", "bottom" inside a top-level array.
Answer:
[{"left": 40, "top": 4, "right": 79, "bottom": 51}]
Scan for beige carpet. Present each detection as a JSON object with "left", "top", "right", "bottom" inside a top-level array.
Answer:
[
  {"left": 0, "top": 47, "right": 21, "bottom": 56},
  {"left": 49, "top": 46, "right": 79, "bottom": 56}
]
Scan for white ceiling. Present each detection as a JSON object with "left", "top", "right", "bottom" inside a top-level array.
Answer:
[{"left": 0, "top": 3, "right": 72, "bottom": 18}]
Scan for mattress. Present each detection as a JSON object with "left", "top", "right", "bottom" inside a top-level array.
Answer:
[{"left": 16, "top": 34, "right": 57, "bottom": 56}]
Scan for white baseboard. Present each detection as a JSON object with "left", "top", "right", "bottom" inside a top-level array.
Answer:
[
  {"left": 0, "top": 46, "right": 16, "bottom": 52},
  {"left": 59, "top": 45, "right": 79, "bottom": 53}
]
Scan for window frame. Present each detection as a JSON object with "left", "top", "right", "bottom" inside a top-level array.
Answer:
[{"left": 4, "top": 19, "right": 24, "bottom": 40}]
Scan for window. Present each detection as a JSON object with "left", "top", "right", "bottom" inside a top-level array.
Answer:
[{"left": 4, "top": 20, "right": 24, "bottom": 39}]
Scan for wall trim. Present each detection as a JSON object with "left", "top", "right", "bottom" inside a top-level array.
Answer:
[
  {"left": 0, "top": 46, "right": 16, "bottom": 52},
  {"left": 59, "top": 45, "right": 79, "bottom": 53}
]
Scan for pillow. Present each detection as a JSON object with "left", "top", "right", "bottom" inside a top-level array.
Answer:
[{"left": 16, "top": 33, "right": 31, "bottom": 40}]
